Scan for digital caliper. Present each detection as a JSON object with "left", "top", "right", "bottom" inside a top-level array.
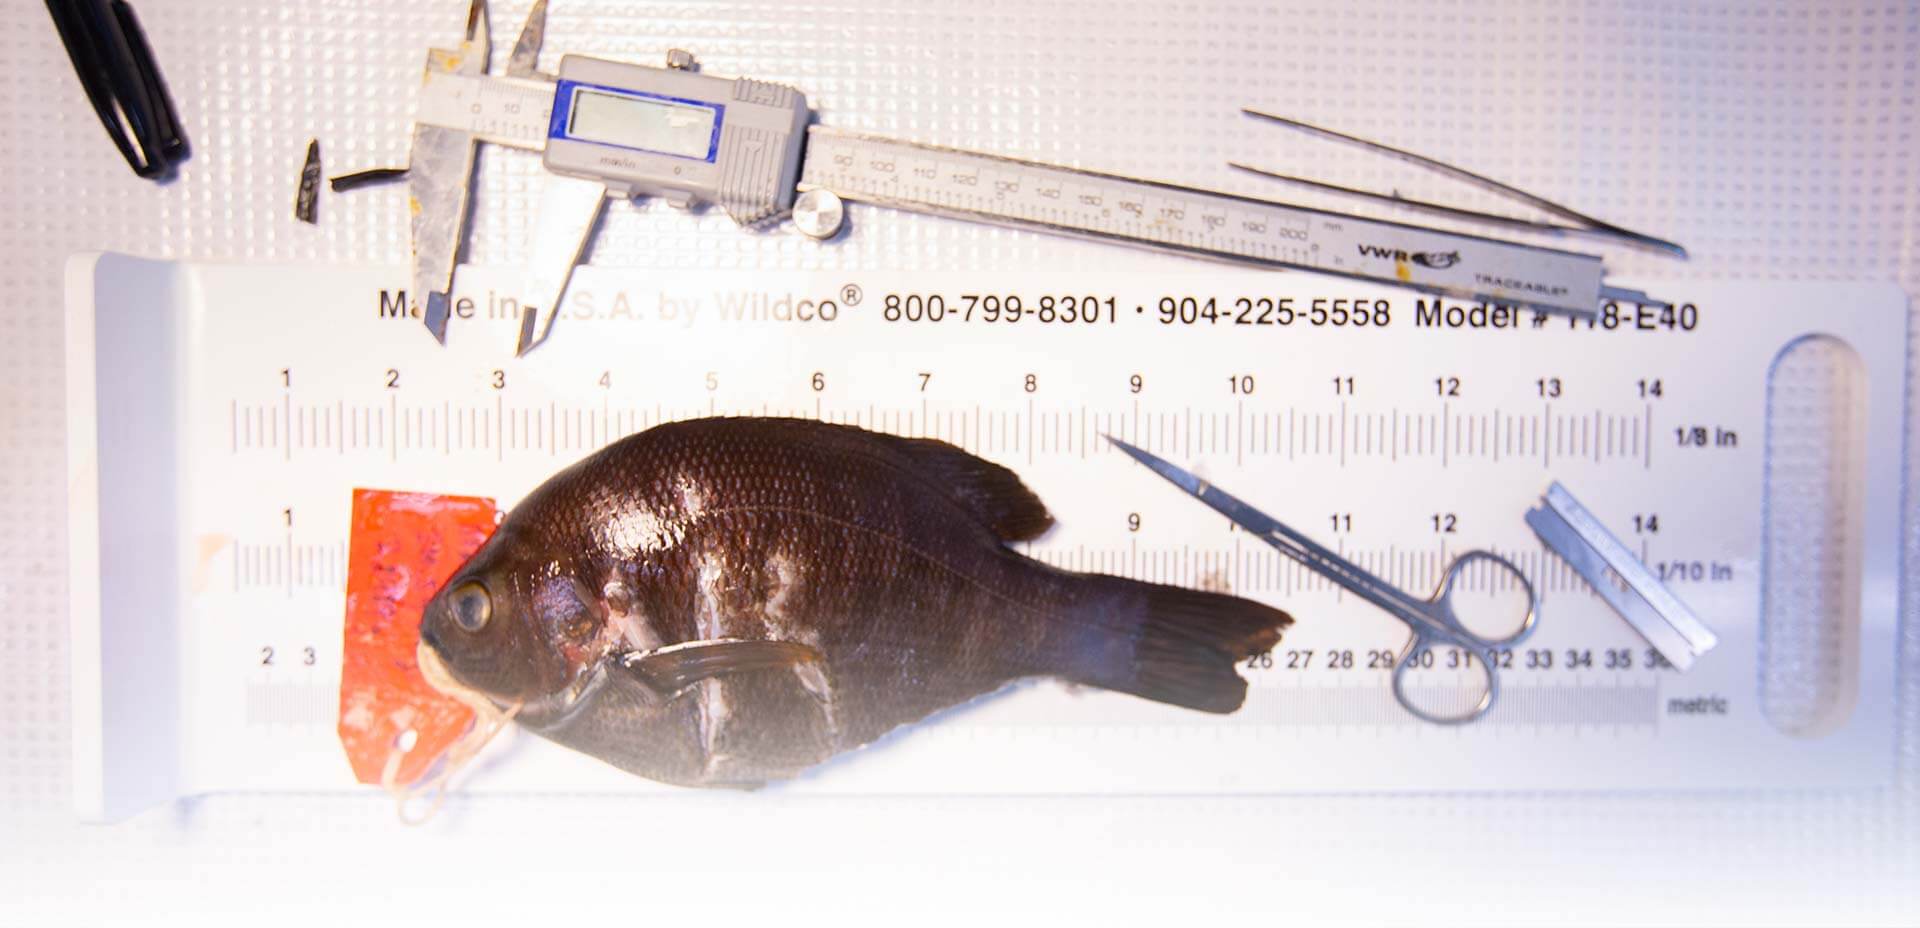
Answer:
[{"left": 403, "top": 0, "right": 1671, "bottom": 355}]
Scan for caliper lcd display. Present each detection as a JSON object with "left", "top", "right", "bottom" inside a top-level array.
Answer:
[{"left": 562, "top": 84, "right": 719, "bottom": 160}]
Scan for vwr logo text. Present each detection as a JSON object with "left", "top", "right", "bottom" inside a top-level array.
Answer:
[{"left": 1356, "top": 245, "right": 1461, "bottom": 269}]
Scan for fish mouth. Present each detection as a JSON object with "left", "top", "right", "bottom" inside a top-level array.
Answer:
[
  {"left": 413, "top": 637, "right": 611, "bottom": 728},
  {"left": 416, "top": 639, "right": 506, "bottom": 715}
]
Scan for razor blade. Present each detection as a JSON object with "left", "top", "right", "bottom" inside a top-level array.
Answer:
[{"left": 1526, "top": 482, "right": 1719, "bottom": 671}]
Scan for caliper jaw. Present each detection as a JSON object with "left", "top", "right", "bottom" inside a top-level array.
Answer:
[
  {"left": 408, "top": 0, "right": 553, "bottom": 346},
  {"left": 406, "top": 0, "right": 489, "bottom": 344}
]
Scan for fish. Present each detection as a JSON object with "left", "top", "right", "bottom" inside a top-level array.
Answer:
[{"left": 417, "top": 417, "right": 1292, "bottom": 788}]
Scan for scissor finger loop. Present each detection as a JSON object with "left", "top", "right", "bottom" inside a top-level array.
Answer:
[
  {"left": 1431, "top": 550, "right": 1540, "bottom": 649},
  {"left": 1391, "top": 629, "right": 1497, "bottom": 725}
]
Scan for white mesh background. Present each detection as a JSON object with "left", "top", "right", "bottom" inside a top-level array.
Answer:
[{"left": 1, "top": 0, "right": 1914, "bottom": 923}]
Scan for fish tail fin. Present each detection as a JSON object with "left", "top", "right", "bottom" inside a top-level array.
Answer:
[{"left": 1068, "top": 580, "right": 1292, "bottom": 714}]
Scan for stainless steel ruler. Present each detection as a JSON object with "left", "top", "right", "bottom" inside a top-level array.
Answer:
[{"left": 795, "top": 127, "right": 1614, "bottom": 315}]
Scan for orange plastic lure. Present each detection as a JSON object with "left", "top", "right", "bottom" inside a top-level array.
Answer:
[{"left": 338, "top": 489, "right": 499, "bottom": 786}]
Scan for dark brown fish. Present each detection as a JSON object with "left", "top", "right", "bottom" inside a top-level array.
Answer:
[{"left": 417, "top": 417, "right": 1290, "bottom": 787}]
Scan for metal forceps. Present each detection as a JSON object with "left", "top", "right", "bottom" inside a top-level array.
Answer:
[{"left": 1107, "top": 437, "right": 1539, "bottom": 724}]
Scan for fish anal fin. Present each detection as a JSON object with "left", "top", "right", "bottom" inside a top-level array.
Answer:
[{"left": 891, "top": 436, "right": 1054, "bottom": 541}]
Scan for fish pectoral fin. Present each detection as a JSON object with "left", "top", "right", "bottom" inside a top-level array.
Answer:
[
  {"left": 616, "top": 638, "right": 829, "bottom": 698},
  {"left": 621, "top": 639, "right": 842, "bottom": 786}
]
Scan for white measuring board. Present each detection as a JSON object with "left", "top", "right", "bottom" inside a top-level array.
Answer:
[{"left": 65, "top": 253, "right": 1906, "bottom": 817}]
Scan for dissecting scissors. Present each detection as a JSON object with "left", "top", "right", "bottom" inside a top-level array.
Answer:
[{"left": 1106, "top": 437, "right": 1539, "bottom": 724}]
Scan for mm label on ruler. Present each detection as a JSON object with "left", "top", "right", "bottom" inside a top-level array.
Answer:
[{"left": 66, "top": 255, "right": 1905, "bottom": 810}]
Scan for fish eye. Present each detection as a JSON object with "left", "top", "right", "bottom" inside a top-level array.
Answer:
[{"left": 449, "top": 581, "right": 492, "bottom": 632}]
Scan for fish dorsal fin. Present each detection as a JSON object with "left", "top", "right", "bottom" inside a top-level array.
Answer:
[{"left": 889, "top": 437, "right": 1054, "bottom": 542}]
